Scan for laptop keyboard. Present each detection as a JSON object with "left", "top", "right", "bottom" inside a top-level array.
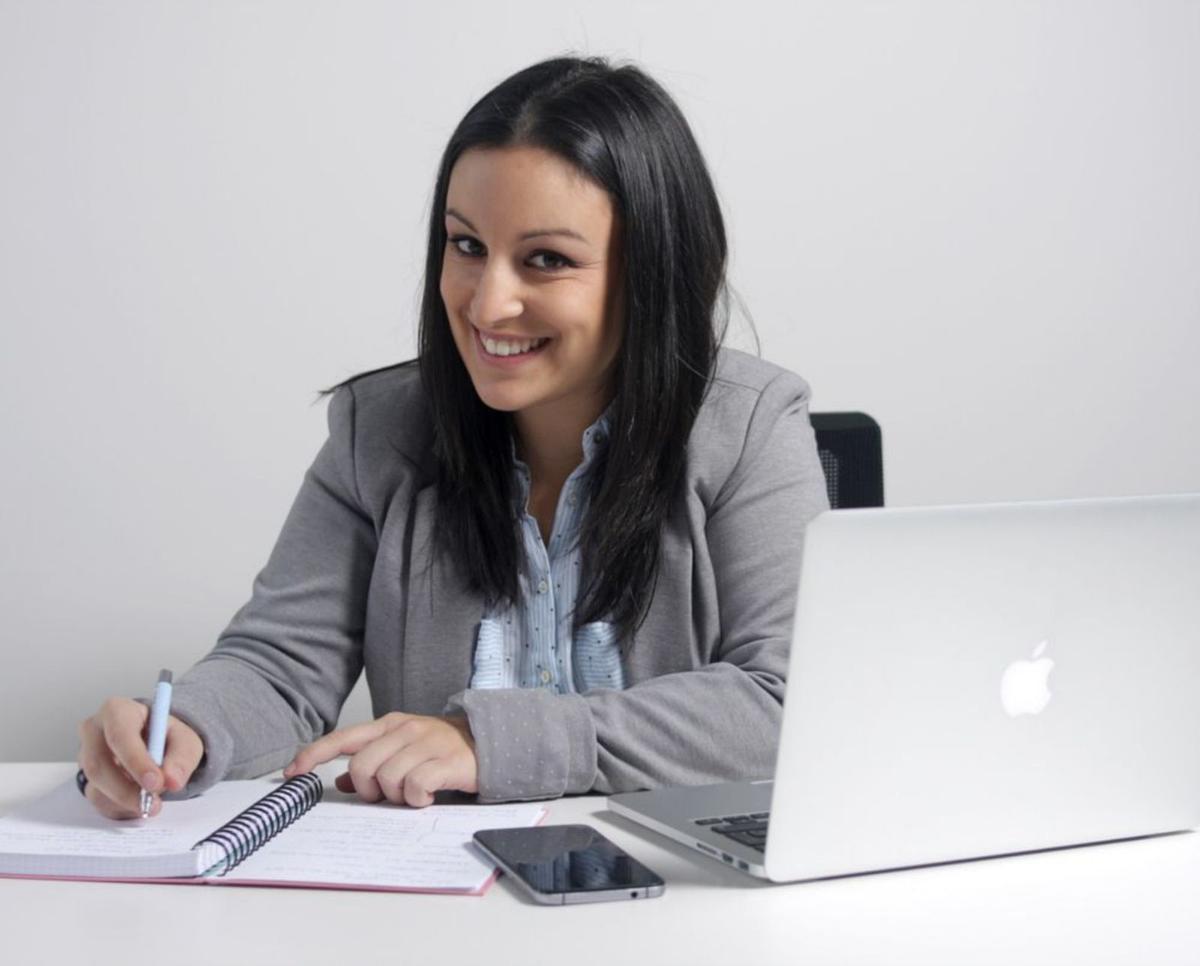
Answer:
[{"left": 694, "top": 812, "right": 770, "bottom": 852}]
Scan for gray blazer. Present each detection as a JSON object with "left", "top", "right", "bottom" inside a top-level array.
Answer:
[{"left": 167, "top": 347, "right": 831, "bottom": 802}]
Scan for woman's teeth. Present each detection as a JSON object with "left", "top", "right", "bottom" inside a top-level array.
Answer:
[{"left": 481, "top": 335, "right": 548, "bottom": 357}]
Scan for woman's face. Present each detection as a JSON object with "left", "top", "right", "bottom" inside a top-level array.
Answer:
[{"left": 439, "top": 145, "right": 623, "bottom": 422}]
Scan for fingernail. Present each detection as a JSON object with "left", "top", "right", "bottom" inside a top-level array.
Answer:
[{"left": 141, "top": 770, "right": 160, "bottom": 792}]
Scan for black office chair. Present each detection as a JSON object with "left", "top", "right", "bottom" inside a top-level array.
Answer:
[{"left": 810, "top": 412, "right": 884, "bottom": 509}]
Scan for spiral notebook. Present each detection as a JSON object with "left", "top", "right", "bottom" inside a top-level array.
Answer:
[{"left": 0, "top": 773, "right": 545, "bottom": 894}]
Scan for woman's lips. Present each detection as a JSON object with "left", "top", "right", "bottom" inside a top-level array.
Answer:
[{"left": 473, "top": 327, "right": 551, "bottom": 367}]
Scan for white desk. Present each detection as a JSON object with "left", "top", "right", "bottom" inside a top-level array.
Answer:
[{"left": 2, "top": 763, "right": 1197, "bottom": 965}]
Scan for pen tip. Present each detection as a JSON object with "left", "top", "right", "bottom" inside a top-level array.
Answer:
[{"left": 158, "top": 669, "right": 173, "bottom": 684}]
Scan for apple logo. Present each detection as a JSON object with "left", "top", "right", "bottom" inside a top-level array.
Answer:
[{"left": 1001, "top": 640, "right": 1055, "bottom": 716}]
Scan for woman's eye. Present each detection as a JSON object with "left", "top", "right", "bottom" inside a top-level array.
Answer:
[
  {"left": 446, "top": 236, "right": 572, "bottom": 272},
  {"left": 529, "top": 251, "right": 572, "bottom": 271},
  {"left": 448, "top": 236, "right": 483, "bottom": 257}
]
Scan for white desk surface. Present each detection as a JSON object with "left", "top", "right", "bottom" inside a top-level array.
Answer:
[{"left": 1, "top": 762, "right": 1197, "bottom": 966}]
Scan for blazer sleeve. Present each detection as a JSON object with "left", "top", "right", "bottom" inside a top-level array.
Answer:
[
  {"left": 162, "top": 385, "right": 378, "bottom": 796},
  {"left": 446, "top": 370, "right": 831, "bottom": 801}
]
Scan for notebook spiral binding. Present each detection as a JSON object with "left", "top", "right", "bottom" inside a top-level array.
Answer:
[{"left": 192, "top": 772, "right": 323, "bottom": 876}]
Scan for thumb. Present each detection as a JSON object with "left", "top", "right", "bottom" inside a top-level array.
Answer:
[{"left": 160, "top": 716, "right": 204, "bottom": 791}]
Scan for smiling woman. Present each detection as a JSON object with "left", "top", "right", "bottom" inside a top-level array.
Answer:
[
  {"left": 76, "top": 55, "right": 830, "bottom": 818},
  {"left": 439, "top": 145, "right": 623, "bottom": 432}
]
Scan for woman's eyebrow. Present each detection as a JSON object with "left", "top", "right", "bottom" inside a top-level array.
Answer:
[{"left": 446, "top": 208, "right": 589, "bottom": 244}]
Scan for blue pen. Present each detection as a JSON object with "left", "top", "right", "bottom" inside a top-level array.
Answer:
[{"left": 141, "top": 669, "right": 173, "bottom": 819}]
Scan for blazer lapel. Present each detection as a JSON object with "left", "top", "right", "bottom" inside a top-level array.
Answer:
[{"left": 402, "top": 485, "right": 481, "bottom": 714}]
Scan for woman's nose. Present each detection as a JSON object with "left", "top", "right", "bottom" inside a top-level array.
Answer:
[{"left": 469, "top": 259, "right": 524, "bottom": 327}]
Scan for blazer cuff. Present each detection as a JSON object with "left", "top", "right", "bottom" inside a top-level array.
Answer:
[{"left": 445, "top": 688, "right": 597, "bottom": 802}]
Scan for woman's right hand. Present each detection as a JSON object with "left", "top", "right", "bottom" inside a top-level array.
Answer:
[{"left": 76, "top": 697, "right": 205, "bottom": 820}]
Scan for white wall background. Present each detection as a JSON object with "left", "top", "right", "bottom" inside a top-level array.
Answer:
[{"left": 1, "top": 0, "right": 1197, "bottom": 762}]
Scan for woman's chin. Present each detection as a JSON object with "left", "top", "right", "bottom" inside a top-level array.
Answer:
[{"left": 471, "top": 383, "right": 538, "bottom": 414}]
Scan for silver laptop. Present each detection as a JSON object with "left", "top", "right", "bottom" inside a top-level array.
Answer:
[{"left": 609, "top": 493, "right": 1200, "bottom": 881}]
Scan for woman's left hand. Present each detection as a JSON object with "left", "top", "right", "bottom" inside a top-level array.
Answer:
[{"left": 283, "top": 712, "right": 479, "bottom": 807}]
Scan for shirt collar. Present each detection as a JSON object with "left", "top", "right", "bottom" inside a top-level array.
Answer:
[{"left": 580, "top": 401, "right": 614, "bottom": 463}]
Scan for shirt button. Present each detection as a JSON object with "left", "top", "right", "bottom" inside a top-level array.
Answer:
[
  {"left": 540, "top": 669, "right": 552, "bottom": 684},
  {"left": 537, "top": 578, "right": 548, "bottom": 594}
]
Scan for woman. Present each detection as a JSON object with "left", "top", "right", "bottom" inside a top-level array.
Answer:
[{"left": 76, "top": 55, "right": 830, "bottom": 818}]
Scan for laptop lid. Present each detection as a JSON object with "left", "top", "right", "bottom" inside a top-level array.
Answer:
[{"left": 764, "top": 493, "right": 1200, "bottom": 881}]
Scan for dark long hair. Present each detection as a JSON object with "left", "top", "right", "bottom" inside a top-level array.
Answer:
[{"left": 323, "top": 55, "right": 730, "bottom": 641}]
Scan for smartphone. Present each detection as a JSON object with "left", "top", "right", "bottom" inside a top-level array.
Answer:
[{"left": 474, "top": 824, "right": 666, "bottom": 905}]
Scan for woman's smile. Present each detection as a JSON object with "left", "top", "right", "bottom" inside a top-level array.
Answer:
[{"left": 474, "top": 326, "right": 552, "bottom": 366}]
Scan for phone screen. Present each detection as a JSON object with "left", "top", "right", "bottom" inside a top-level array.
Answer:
[{"left": 474, "top": 825, "right": 665, "bottom": 901}]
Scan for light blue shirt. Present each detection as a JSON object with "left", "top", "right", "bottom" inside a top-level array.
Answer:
[{"left": 469, "top": 407, "right": 626, "bottom": 695}]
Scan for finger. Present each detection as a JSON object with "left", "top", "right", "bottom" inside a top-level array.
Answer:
[
  {"left": 81, "top": 759, "right": 161, "bottom": 820},
  {"left": 284, "top": 729, "right": 359, "bottom": 778},
  {"left": 78, "top": 717, "right": 145, "bottom": 816},
  {"left": 88, "top": 781, "right": 162, "bottom": 820},
  {"left": 285, "top": 716, "right": 406, "bottom": 776},
  {"left": 160, "top": 717, "right": 204, "bottom": 791},
  {"left": 83, "top": 779, "right": 132, "bottom": 820},
  {"left": 399, "top": 760, "right": 454, "bottom": 808},
  {"left": 98, "top": 698, "right": 160, "bottom": 794},
  {"left": 375, "top": 742, "right": 441, "bottom": 806},
  {"left": 346, "top": 726, "right": 427, "bottom": 804}
]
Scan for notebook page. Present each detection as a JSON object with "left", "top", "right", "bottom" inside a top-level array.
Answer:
[
  {"left": 219, "top": 798, "right": 546, "bottom": 891},
  {"left": 0, "top": 778, "right": 290, "bottom": 878}
]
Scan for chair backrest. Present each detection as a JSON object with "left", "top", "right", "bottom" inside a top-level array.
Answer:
[{"left": 810, "top": 412, "right": 884, "bottom": 509}]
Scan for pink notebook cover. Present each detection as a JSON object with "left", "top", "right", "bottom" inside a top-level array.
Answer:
[{"left": 0, "top": 867, "right": 505, "bottom": 895}]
